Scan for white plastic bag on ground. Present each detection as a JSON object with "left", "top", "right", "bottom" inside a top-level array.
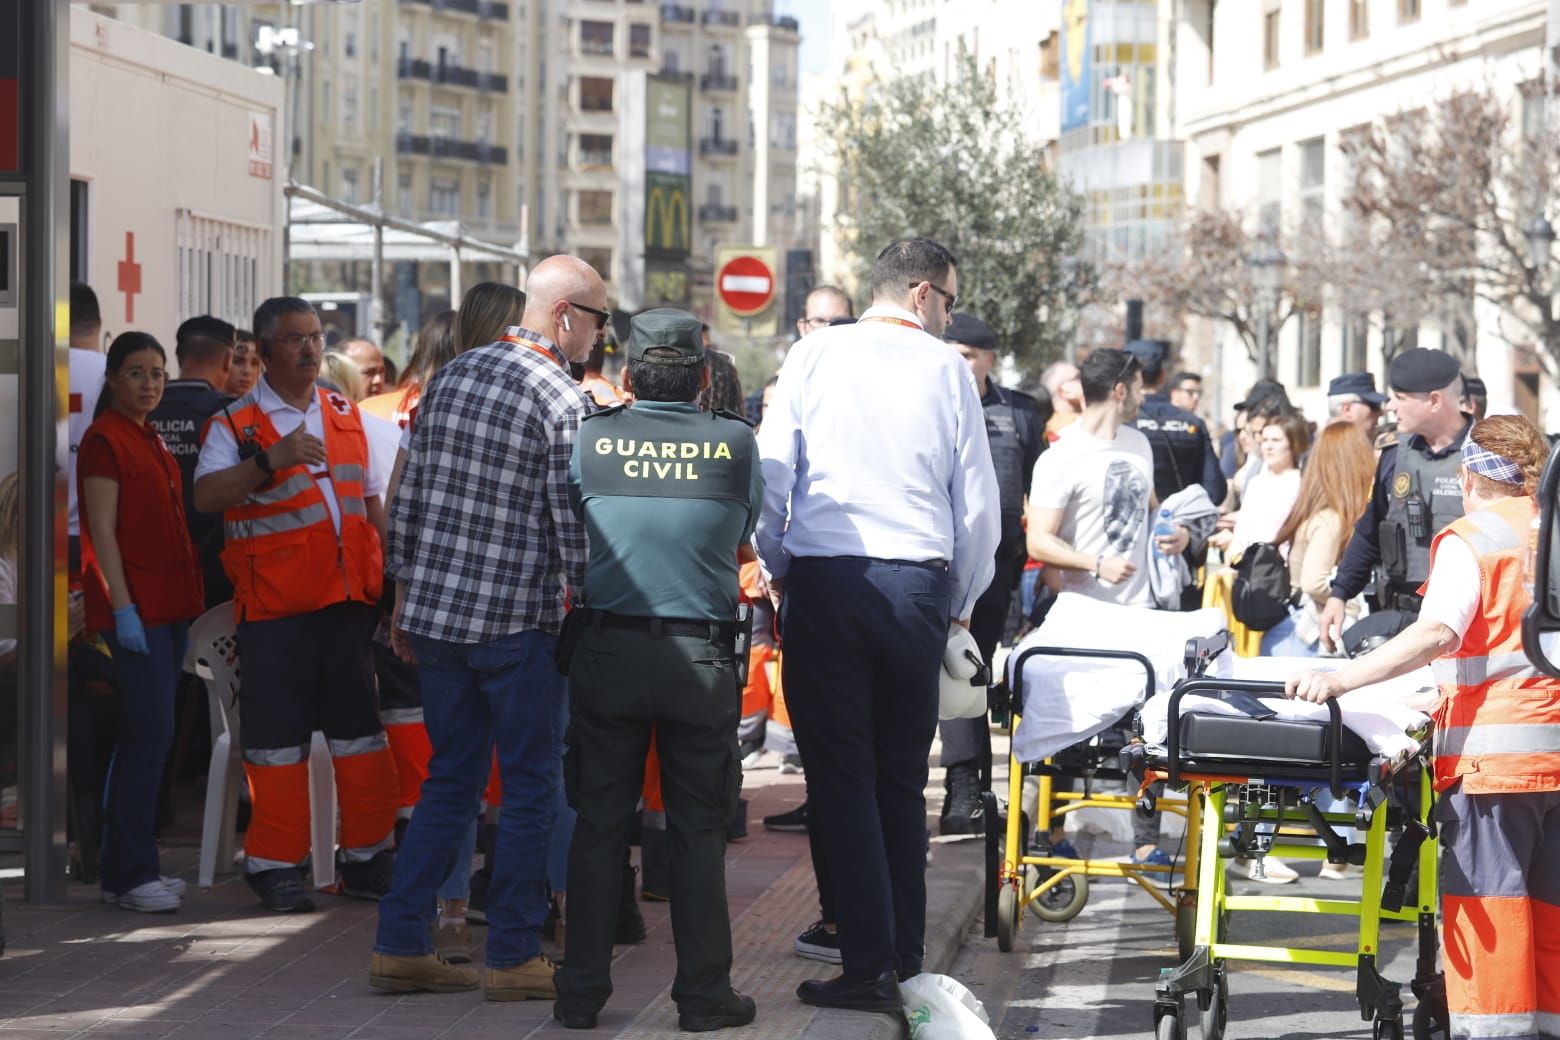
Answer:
[{"left": 899, "top": 973, "right": 995, "bottom": 1040}]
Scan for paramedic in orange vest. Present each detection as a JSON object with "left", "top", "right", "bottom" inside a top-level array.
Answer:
[
  {"left": 1288, "top": 414, "right": 1560, "bottom": 1040},
  {"left": 194, "top": 296, "right": 400, "bottom": 915}
]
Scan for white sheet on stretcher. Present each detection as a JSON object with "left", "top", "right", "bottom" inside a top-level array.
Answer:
[
  {"left": 1139, "top": 655, "right": 1436, "bottom": 762},
  {"left": 1005, "top": 593, "right": 1228, "bottom": 764}
]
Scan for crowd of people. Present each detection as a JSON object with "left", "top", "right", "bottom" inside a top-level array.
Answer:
[{"left": 36, "top": 235, "right": 1556, "bottom": 1039}]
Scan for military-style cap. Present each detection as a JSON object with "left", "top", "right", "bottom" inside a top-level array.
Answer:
[
  {"left": 1387, "top": 347, "right": 1461, "bottom": 393},
  {"left": 1326, "top": 371, "right": 1386, "bottom": 405},
  {"left": 1124, "top": 339, "right": 1169, "bottom": 368},
  {"left": 627, "top": 308, "right": 704, "bottom": 366},
  {"left": 944, "top": 313, "right": 996, "bottom": 351},
  {"left": 1234, "top": 378, "right": 1289, "bottom": 412}
]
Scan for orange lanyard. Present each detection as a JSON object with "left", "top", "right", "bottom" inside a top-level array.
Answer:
[
  {"left": 860, "top": 316, "right": 923, "bottom": 330},
  {"left": 500, "top": 332, "right": 564, "bottom": 369}
]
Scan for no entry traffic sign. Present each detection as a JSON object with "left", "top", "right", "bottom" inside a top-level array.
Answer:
[{"left": 716, "top": 254, "right": 776, "bottom": 317}]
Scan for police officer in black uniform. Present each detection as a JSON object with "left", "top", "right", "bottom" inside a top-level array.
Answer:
[
  {"left": 148, "top": 315, "right": 237, "bottom": 606},
  {"left": 937, "top": 314, "right": 1044, "bottom": 834},
  {"left": 1318, "top": 347, "right": 1472, "bottom": 652},
  {"left": 554, "top": 309, "right": 764, "bottom": 1033},
  {"left": 1128, "top": 339, "right": 1227, "bottom": 505}
]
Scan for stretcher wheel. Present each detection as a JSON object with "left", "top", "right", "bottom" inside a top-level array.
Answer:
[
  {"left": 996, "top": 881, "right": 1020, "bottom": 952},
  {"left": 1026, "top": 865, "right": 1089, "bottom": 923},
  {"left": 1411, "top": 984, "right": 1448, "bottom": 1040},
  {"left": 1155, "top": 1011, "right": 1186, "bottom": 1040},
  {"left": 1198, "top": 967, "right": 1227, "bottom": 1040}
]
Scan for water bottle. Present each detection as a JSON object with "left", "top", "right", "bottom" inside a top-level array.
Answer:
[{"left": 1152, "top": 508, "right": 1175, "bottom": 557}]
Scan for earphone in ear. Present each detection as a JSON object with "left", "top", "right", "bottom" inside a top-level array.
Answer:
[{"left": 562, "top": 314, "right": 572, "bottom": 332}]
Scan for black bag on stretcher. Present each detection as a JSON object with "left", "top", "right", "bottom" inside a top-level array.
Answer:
[{"left": 1230, "top": 541, "right": 1293, "bottom": 632}]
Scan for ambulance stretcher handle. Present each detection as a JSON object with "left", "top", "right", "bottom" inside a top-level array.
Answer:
[
  {"left": 1009, "top": 645, "right": 1156, "bottom": 716},
  {"left": 1165, "top": 678, "right": 1344, "bottom": 798}
]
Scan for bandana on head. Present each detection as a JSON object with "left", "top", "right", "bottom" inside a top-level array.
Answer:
[{"left": 1461, "top": 439, "right": 1525, "bottom": 485}]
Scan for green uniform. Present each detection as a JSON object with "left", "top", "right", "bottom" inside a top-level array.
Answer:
[{"left": 556, "top": 396, "right": 763, "bottom": 1019}]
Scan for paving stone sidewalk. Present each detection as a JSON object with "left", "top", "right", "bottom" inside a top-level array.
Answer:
[{"left": 0, "top": 752, "right": 985, "bottom": 1040}]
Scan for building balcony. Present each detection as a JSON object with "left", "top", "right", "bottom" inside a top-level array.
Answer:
[
  {"left": 702, "top": 9, "right": 741, "bottom": 28},
  {"left": 578, "top": 150, "right": 614, "bottom": 169},
  {"left": 400, "top": 0, "right": 510, "bottom": 19},
  {"left": 396, "top": 132, "right": 432, "bottom": 156},
  {"left": 400, "top": 134, "right": 509, "bottom": 165},
  {"left": 750, "top": 13, "right": 799, "bottom": 33},
  {"left": 580, "top": 40, "right": 615, "bottom": 57},
  {"left": 658, "top": 68, "right": 694, "bottom": 82},
  {"left": 660, "top": 4, "right": 696, "bottom": 25},
  {"left": 398, "top": 57, "right": 433, "bottom": 80},
  {"left": 698, "top": 137, "right": 738, "bottom": 157},
  {"left": 698, "top": 204, "right": 738, "bottom": 223},
  {"left": 699, "top": 72, "right": 738, "bottom": 93}
]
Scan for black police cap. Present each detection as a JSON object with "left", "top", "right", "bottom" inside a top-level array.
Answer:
[
  {"left": 944, "top": 313, "right": 996, "bottom": 351},
  {"left": 1387, "top": 348, "right": 1461, "bottom": 394},
  {"left": 1326, "top": 371, "right": 1386, "bottom": 405}
]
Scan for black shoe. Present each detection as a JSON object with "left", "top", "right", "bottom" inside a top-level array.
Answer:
[
  {"left": 793, "top": 921, "right": 842, "bottom": 964},
  {"left": 245, "top": 867, "right": 315, "bottom": 913},
  {"left": 552, "top": 1002, "right": 598, "bottom": 1030},
  {"left": 796, "top": 971, "right": 900, "bottom": 1014},
  {"left": 678, "top": 989, "right": 757, "bottom": 1032},
  {"left": 939, "top": 762, "right": 985, "bottom": 836},
  {"left": 337, "top": 848, "right": 396, "bottom": 901},
  {"left": 616, "top": 856, "right": 647, "bottom": 944},
  {"left": 762, "top": 802, "right": 808, "bottom": 833}
]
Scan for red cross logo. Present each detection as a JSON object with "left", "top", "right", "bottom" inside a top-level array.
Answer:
[
  {"left": 117, "top": 231, "right": 142, "bottom": 323},
  {"left": 328, "top": 393, "right": 351, "bottom": 415}
]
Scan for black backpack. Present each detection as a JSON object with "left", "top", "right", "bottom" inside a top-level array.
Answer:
[{"left": 1231, "top": 542, "right": 1293, "bottom": 631}]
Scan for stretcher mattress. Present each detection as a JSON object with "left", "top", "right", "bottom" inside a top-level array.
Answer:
[
  {"left": 1006, "top": 594, "right": 1228, "bottom": 764},
  {"left": 1139, "top": 655, "right": 1436, "bottom": 763}
]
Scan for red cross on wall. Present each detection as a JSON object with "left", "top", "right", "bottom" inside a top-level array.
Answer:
[{"left": 117, "top": 231, "right": 142, "bottom": 323}]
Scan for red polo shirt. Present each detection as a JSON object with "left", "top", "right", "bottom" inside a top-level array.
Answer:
[{"left": 78, "top": 409, "right": 204, "bottom": 633}]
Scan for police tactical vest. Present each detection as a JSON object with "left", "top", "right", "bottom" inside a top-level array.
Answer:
[
  {"left": 1378, "top": 437, "right": 1466, "bottom": 604},
  {"left": 984, "top": 386, "right": 1027, "bottom": 519},
  {"left": 579, "top": 405, "right": 753, "bottom": 505},
  {"left": 1135, "top": 396, "right": 1205, "bottom": 501}
]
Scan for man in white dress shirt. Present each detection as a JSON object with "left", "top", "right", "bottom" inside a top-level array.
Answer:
[{"left": 757, "top": 238, "right": 1000, "bottom": 1013}]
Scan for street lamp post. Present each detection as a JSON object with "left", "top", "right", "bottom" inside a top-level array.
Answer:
[{"left": 1246, "top": 237, "right": 1285, "bottom": 382}]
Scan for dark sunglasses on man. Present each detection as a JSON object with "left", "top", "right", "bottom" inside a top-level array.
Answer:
[{"left": 567, "top": 301, "right": 613, "bottom": 331}]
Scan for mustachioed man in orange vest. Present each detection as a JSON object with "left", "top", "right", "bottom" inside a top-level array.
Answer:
[
  {"left": 1288, "top": 414, "right": 1560, "bottom": 1040},
  {"left": 195, "top": 297, "right": 400, "bottom": 914}
]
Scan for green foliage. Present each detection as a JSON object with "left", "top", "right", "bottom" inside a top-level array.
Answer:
[{"left": 818, "top": 50, "right": 1094, "bottom": 373}]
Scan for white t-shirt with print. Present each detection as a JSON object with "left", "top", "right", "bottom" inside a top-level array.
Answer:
[{"left": 1029, "top": 422, "right": 1155, "bottom": 607}]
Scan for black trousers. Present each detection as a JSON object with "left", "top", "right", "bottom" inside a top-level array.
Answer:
[
  {"left": 555, "top": 621, "right": 741, "bottom": 1016},
  {"left": 782, "top": 556, "right": 949, "bottom": 982}
]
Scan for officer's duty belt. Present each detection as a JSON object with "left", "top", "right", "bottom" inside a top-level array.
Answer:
[{"left": 581, "top": 608, "right": 735, "bottom": 643}]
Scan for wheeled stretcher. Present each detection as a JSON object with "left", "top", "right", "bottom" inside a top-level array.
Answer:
[
  {"left": 983, "top": 596, "right": 1231, "bottom": 952},
  {"left": 1140, "top": 642, "right": 1448, "bottom": 1040}
]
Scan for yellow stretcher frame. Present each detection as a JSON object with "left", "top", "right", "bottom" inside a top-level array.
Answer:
[
  {"left": 986, "top": 643, "right": 1197, "bottom": 953},
  {"left": 1147, "top": 676, "right": 1445, "bottom": 1040}
]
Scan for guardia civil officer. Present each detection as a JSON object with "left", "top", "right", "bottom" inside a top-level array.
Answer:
[
  {"left": 938, "top": 313, "right": 1043, "bottom": 835},
  {"left": 553, "top": 309, "right": 763, "bottom": 1033},
  {"left": 1317, "top": 347, "right": 1472, "bottom": 652},
  {"left": 1128, "top": 339, "right": 1226, "bottom": 505}
]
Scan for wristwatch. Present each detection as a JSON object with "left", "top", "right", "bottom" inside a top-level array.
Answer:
[{"left": 254, "top": 449, "right": 275, "bottom": 476}]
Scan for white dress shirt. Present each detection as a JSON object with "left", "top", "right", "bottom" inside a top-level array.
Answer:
[
  {"left": 756, "top": 303, "right": 1001, "bottom": 619},
  {"left": 195, "top": 378, "right": 387, "bottom": 533}
]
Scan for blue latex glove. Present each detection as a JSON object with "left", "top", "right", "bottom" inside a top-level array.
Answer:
[{"left": 112, "top": 604, "right": 150, "bottom": 654}]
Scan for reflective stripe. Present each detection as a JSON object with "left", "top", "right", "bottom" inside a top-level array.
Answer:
[
  {"left": 246, "top": 855, "right": 305, "bottom": 872},
  {"left": 380, "top": 708, "right": 425, "bottom": 726},
  {"left": 1451, "top": 1009, "right": 1539, "bottom": 1038},
  {"left": 328, "top": 733, "right": 389, "bottom": 757},
  {"left": 1436, "top": 723, "right": 1560, "bottom": 759},
  {"left": 339, "top": 833, "right": 395, "bottom": 862},
  {"left": 243, "top": 745, "right": 310, "bottom": 766},
  {"left": 248, "top": 472, "right": 316, "bottom": 505},
  {"left": 331, "top": 463, "right": 364, "bottom": 484},
  {"left": 1455, "top": 509, "right": 1524, "bottom": 557},
  {"left": 227, "top": 501, "right": 331, "bottom": 541},
  {"left": 340, "top": 496, "right": 367, "bottom": 519},
  {"left": 1435, "top": 652, "right": 1545, "bottom": 686}
]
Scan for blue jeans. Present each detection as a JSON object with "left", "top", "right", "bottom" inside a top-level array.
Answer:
[
  {"left": 375, "top": 629, "right": 562, "bottom": 967},
  {"left": 1260, "top": 614, "right": 1318, "bottom": 658},
  {"left": 437, "top": 812, "right": 479, "bottom": 903},
  {"left": 101, "top": 622, "right": 189, "bottom": 896},
  {"left": 548, "top": 688, "right": 576, "bottom": 894}
]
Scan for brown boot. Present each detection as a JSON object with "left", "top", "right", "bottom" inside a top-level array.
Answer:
[
  {"left": 369, "top": 952, "right": 480, "bottom": 993},
  {"left": 433, "top": 920, "right": 474, "bottom": 964},
  {"left": 484, "top": 955, "right": 559, "bottom": 1001}
]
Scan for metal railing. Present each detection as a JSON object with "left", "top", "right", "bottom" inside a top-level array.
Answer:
[
  {"left": 698, "top": 137, "right": 738, "bottom": 156},
  {"left": 660, "top": 4, "right": 697, "bottom": 24},
  {"left": 700, "top": 72, "right": 739, "bottom": 92},
  {"left": 400, "top": 0, "right": 510, "bottom": 20},
  {"left": 702, "top": 9, "right": 741, "bottom": 27},
  {"left": 698, "top": 204, "right": 738, "bottom": 223}
]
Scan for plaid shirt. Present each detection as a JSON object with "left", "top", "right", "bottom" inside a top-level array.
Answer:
[{"left": 388, "top": 329, "right": 588, "bottom": 643}]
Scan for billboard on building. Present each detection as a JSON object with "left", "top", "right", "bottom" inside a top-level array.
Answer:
[
  {"left": 645, "top": 74, "right": 692, "bottom": 306},
  {"left": 1061, "top": 0, "right": 1091, "bottom": 133}
]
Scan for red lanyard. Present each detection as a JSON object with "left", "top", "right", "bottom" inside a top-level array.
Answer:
[
  {"left": 500, "top": 332, "right": 565, "bottom": 369},
  {"left": 860, "top": 316, "right": 923, "bottom": 330}
]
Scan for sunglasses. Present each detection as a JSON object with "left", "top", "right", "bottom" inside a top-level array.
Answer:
[
  {"left": 909, "top": 281, "right": 958, "bottom": 315},
  {"left": 567, "top": 301, "right": 613, "bottom": 331}
]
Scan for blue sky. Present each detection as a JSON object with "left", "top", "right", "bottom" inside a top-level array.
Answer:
[{"left": 775, "top": 0, "right": 838, "bottom": 78}]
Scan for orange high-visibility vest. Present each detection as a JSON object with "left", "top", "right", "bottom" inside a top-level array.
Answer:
[
  {"left": 1425, "top": 494, "right": 1560, "bottom": 794},
  {"left": 214, "top": 387, "right": 384, "bottom": 623}
]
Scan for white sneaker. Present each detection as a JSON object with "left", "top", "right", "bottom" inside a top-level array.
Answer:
[
  {"left": 1242, "top": 856, "right": 1299, "bottom": 884},
  {"left": 101, "top": 875, "right": 187, "bottom": 903},
  {"left": 1319, "top": 861, "right": 1357, "bottom": 881},
  {"left": 114, "top": 880, "right": 181, "bottom": 913}
]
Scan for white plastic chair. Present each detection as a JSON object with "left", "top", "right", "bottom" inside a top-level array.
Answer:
[{"left": 192, "top": 603, "right": 338, "bottom": 890}]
